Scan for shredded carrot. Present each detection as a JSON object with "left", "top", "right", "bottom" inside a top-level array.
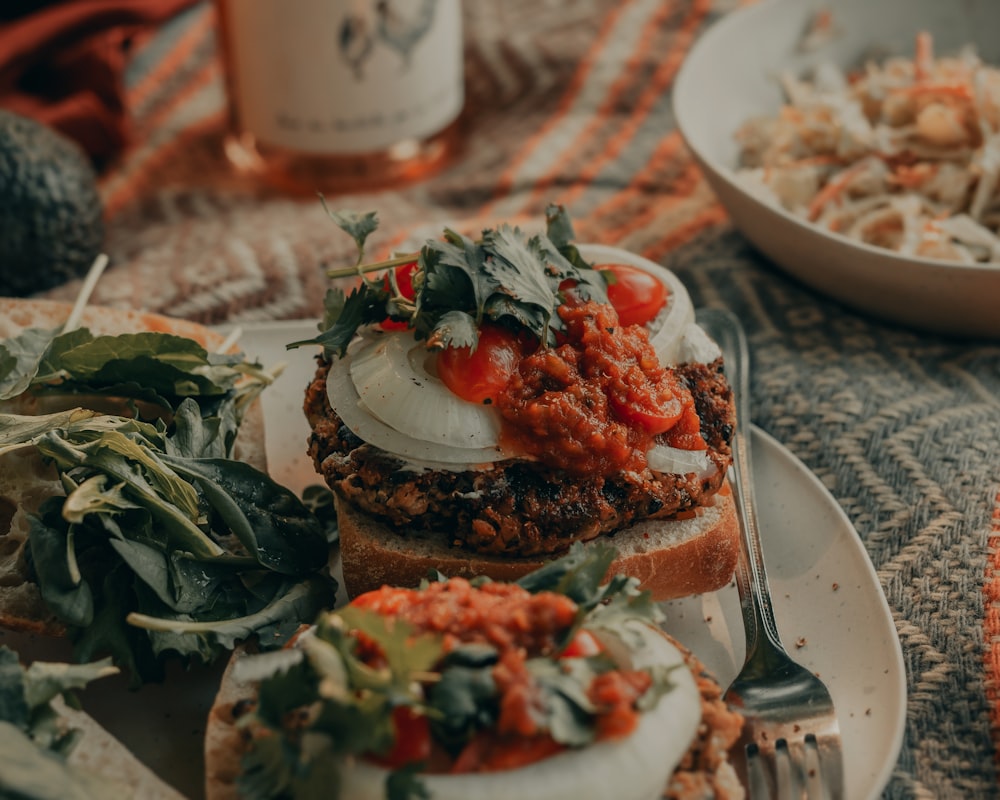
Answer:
[
  {"left": 894, "top": 82, "right": 974, "bottom": 101},
  {"left": 807, "top": 163, "right": 868, "bottom": 221},
  {"left": 889, "top": 162, "right": 939, "bottom": 189}
]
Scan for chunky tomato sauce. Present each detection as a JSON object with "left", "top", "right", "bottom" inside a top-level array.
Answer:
[
  {"left": 351, "top": 579, "right": 652, "bottom": 773},
  {"left": 497, "top": 301, "right": 705, "bottom": 476}
]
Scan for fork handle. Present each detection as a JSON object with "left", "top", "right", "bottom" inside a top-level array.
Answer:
[{"left": 705, "top": 309, "right": 785, "bottom": 659}]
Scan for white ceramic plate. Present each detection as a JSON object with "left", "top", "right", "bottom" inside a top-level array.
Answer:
[
  {"left": 235, "top": 319, "right": 908, "bottom": 800},
  {"left": 673, "top": 0, "right": 1000, "bottom": 337},
  {"left": 2, "top": 319, "right": 907, "bottom": 799}
]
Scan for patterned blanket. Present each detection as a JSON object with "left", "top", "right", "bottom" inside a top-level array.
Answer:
[{"left": 34, "top": 1, "right": 1000, "bottom": 797}]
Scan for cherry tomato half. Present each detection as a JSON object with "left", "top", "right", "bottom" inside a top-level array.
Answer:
[
  {"left": 369, "top": 706, "right": 432, "bottom": 769},
  {"left": 437, "top": 324, "right": 524, "bottom": 404},
  {"left": 601, "top": 263, "right": 668, "bottom": 327},
  {"left": 607, "top": 369, "right": 684, "bottom": 435},
  {"left": 380, "top": 261, "right": 419, "bottom": 331}
]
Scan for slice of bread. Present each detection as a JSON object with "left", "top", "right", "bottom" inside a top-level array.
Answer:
[
  {"left": 55, "top": 697, "right": 187, "bottom": 800},
  {"left": 0, "top": 298, "right": 268, "bottom": 636},
  {"left": 336, "top": 484, "right": 738, "bottom": 601}
]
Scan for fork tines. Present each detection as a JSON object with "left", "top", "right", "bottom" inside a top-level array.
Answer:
[{"left": 739, "top": 725, "right": 843, "bottom": 800}]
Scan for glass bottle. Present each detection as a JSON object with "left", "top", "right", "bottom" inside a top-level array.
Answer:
[{"left": 215, "top": 0, "right": 464, "bottom": 194}]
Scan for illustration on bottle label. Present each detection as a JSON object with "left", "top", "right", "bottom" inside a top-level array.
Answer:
[{"left": 223, "top": 0, "right": 463, "bottom": 154}]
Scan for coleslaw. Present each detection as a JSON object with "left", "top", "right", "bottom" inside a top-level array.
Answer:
[{"left": 736, "top": 30, "right": 1000, "bottom": 263}]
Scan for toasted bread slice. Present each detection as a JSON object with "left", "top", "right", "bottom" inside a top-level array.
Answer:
[{"left": 336, "top": 486, "right": 738, "bottom": 601}]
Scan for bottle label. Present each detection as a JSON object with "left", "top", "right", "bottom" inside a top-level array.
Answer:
[{"left": 223, "top": 0, "right": 463, "bottom": 154}]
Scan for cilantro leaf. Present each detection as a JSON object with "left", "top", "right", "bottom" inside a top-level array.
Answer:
[
  {"left": 386, "top": 762, "right": 432, "bottom": 800},
  {"left": 334, "top": 606, "right": 443, "bottom": 692},
  {"left": 288, "top": 284, "right": 389, "bottom": 357},
  {"left": 427, "top": 645, "right": 498, "bottom": 753},
  {"left": 481, "top": 225, "right": 560, "bottom": 323},
  {"left": 429, "top": 231, "right": 496, "bottom": 320},
  {"left": 545, "top": 203, "right": 592, "bottom": 272},
  {"left": 426, "top": 310, "right": 478, "bottom": 350},
  {"left": 321, "top": 205, "right": 379, "bottom": 255},
  {"left": 516, "top": 540, "right": 617, "bottom": 606},
  {"left": 526, "top": 655, "right": 601, "bottom": 747},
  {"left": 305, "top": 205, "right": 613, "bottom": 357}
]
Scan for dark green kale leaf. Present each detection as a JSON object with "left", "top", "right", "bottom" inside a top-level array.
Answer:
[{"left": 161, "top": 454, "right": 329, "bottom": 574}]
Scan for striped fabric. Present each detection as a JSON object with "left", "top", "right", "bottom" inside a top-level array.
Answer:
[{"left": 38, "top": 2, "right": 1000, "bottom": 798}]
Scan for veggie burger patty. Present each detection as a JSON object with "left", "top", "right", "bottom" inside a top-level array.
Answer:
[{"left": 304, "top": 355, "right": 734, "bottom": 558}]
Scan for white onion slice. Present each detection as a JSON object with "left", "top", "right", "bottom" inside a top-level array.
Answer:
[
  {"left": 339, "top": 623, "right": 700, "bottom": 800},
  {"left": 646, "top": 444, "right": 717, "bottom": 480},
  {"left": 327, "top": 345, "right": 506, "bottom": 468},
  {"left": 676, "top": 321, "right": 722, "bottom": 364},
  {"left": 577, "top": 244, "right": 696, "bottom": 365},
  {"left": 349, "top": 331, "right": 502, "bottom": 448}
]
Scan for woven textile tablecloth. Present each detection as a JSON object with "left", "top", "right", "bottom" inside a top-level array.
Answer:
[{"left": 34, "top": 1, "right": 1000, "bottom": 797}]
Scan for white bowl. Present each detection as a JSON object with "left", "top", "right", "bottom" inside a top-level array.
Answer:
[{"left": 673, "top": 0, "right": 1000, "bottom": 338}]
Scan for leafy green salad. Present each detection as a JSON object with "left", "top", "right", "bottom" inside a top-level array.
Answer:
[{"left": 0, "top": 322, "right": 337, "bottom": 684}]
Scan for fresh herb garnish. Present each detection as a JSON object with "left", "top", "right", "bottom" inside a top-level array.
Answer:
[
  {"left": 288, "top": 204, "right": 609, "bottom": 358},
  {"left": 234, "top": 543, "right": 675, "bottom": 800},
  {"left": 0, "top": 327, "right": 338, "bottom": 684}
]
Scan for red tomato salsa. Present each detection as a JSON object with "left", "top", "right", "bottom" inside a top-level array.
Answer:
[
  {"left": 350, "top": 578, "right": 653, "bottom": 773},
  {"left": 497, "top": 300, "right": 705, "bottom": 476}
]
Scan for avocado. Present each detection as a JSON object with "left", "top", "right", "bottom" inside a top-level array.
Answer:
[{"left": 0, "top": 110, "right": 105, "bottom": 296}]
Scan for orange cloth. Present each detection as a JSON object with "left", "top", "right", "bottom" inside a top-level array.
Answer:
[{"left": 0, "top": 0, "right": 200, "bottom": 164}]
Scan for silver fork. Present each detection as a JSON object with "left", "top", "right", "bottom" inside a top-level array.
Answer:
[{"left": 699, "top": 308, "right": 844, "bottom": 800}]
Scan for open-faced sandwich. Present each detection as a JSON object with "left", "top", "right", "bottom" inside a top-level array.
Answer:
[
  {"left": 0, "top": 299, "right": 336, "bottom": 683},
  {"left": 203, "top": 544, "right": 744, "bottom": 800},
  {"left": 295, "top": 206, "right": 738, "bottom": 599},
  {"left": 0, "top": 644, "right": 183, "bottom": 799}
]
